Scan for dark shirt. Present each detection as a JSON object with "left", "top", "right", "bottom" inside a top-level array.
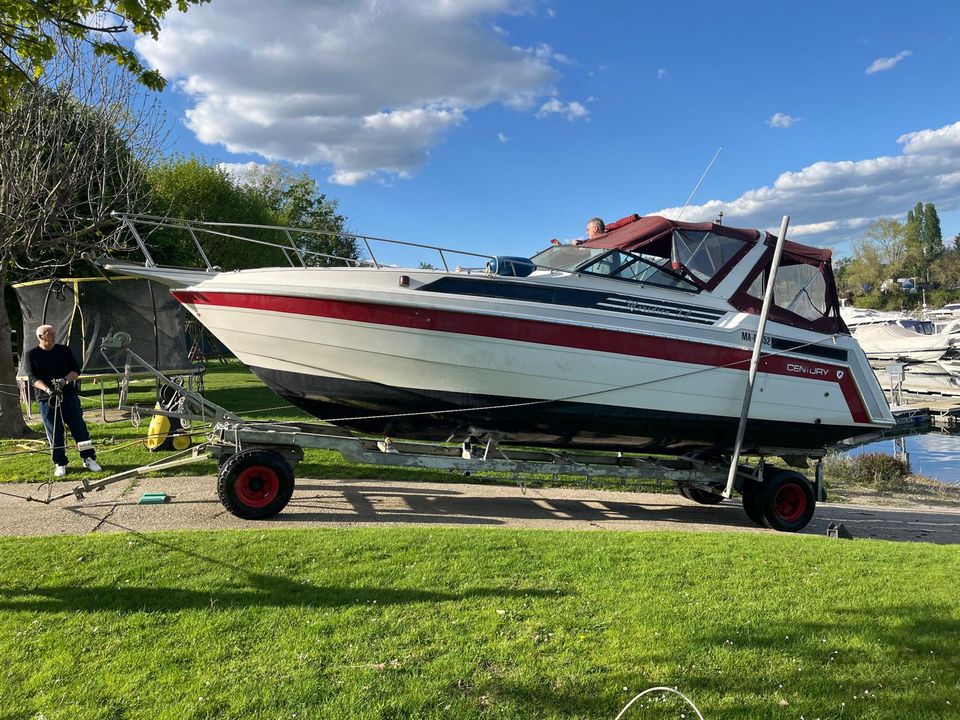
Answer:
[{"left": 24, "top": 345, "right": 81, "bottom": 402}]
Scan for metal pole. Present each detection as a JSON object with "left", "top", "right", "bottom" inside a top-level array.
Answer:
[
  {"left": 120, "top": 217, "right": 158, "bottom": 268},
  {"left": 187, "top": 226, "right": 214, "bottom": 271},
  {"left": 283, "top": 229, "right": 307, "bottom": 267},
  {"left": 722, "top": 215, "right": 790, "bottom": 498}
]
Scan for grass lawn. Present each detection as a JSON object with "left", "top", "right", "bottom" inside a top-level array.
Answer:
[{"left": 0, "top": 529, "right": 957, "bottom": 719}]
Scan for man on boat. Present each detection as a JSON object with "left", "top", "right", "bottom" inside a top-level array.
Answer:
[
  {"left": 24, "top": 325, "right": 102, "bottom": 478},
  {"left": 570, "top": 217, "right": 606, "bottom": 246},
  {"left": 586, "top": 217, "right": 606, "bottom": 239}
]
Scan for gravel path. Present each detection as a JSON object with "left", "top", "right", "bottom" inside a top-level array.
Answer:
[{"left": 2, "top": 475, "right": 960, "bottom": 543}]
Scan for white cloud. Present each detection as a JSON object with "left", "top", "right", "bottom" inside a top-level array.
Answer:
[
  {"left": 898, "top": 123, "right": 960, "bottom": 157},
  {"left": 137, "top": 0, "right": 570, "bottom": 184},
  {"left": 547, "top": 7, "right": 556, "bottom": 18},
  {"left": 497, "top": 132, "right": 509, "bottom": 143},
  {"left": 527, "top": 42, "right": 571, "bottom": 64},
  {"left": 865, "top": 50, "right": 912, "bottom": 75},
  {"left": 217, "top": 161, "right": 268, "bottom": 185},
  {"left": 657, "top": 68, "right": 668, "bottom": 80},
  {"left": 536, "top": 98, "right": 589, "bottom": 121},
  {"left": 653, "top": 120, "right": 960, "bottom": 247},
  {"left": 767, "top": 112, "right": 800, "bottom": 129}
]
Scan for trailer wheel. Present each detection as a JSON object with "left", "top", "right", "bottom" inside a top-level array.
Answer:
[
  {"left": 679, "top": 486, "right": 724, "bottom": 505},
  {"left": 741, "top": 481, "right": 765, "bottom": 526},
  {"left": 758, "top": 470, "right": 816, "bottom": 532},
  {"left": 218, "top": 449, "right": 294, "bottom": 520}
]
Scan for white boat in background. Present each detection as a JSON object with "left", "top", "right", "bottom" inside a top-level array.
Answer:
[
  {"left": 850, "top": 323, "right": 955, "bottom": 363},
  {"left": 839, "top": 305, "right": 918, "bottom": 329},
  {"left": 102, "top": 212, "right": 893, "bottom": 461},
  {"left": 926, "top": 302, "right": 960, "bottom": 322}
]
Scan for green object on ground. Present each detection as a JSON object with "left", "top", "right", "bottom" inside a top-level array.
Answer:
[{"left": 137, "top": 492, "right": 170, "bottom": 504}]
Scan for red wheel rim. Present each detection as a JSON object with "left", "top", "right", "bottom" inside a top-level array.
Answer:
[
  {"left": 235, "top": 466, "right": 280, "bottom": 508},
  {"left": 773, "top": 483, "right": 806, "bottom": 522}
]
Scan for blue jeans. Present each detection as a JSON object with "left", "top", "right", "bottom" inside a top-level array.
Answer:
[{"left": 38, "top": 391, "right": 96, "bottom": 466}]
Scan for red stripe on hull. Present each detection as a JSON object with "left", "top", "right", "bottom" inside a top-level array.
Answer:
[{"left": 173, "top": 290, "right": 871, "bottom": 423}]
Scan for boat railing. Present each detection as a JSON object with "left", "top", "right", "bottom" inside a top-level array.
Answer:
[{"left": 111, "top": 212, "right": 497, "bottom": 273}]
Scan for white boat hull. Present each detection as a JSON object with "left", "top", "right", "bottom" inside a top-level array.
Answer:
[{"left": 173, "top": 273, "right": 890, "bottom": 455}]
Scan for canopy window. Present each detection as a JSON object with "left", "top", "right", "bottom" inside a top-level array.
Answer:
[{"left": 732, "top": 239, "right": 846, "bottom": 334}]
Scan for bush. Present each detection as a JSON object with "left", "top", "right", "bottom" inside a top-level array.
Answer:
[
  {"left": 924, "top": 288, "right": 960, "bottom": 309},
  {"left": 824, "top": 452, "right": 911, "bottom": 492}
]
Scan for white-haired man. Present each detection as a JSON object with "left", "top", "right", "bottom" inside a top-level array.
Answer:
[{"left": 23, "top": 325, "right": 101, "bottom": 477}]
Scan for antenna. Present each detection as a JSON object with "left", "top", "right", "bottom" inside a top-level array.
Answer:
[{"left": 676, "top": 146, "right": 722, "bottom": 221}]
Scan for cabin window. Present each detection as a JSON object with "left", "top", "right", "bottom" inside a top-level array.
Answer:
[
  {"left": 775, "top": 264, "right": 828, "bottom": 320},
  {"left": 746, "top": 260, "right": 833, "bottom": 322},
  {"left": 672, "top": 230, "right": 749, "bottom": 284}
]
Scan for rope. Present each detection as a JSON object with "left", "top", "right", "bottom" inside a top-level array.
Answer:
[
  {"left": 614, "top": 686, "right": 706, "bottom": 720},
  {"left": 0, "top": 427, "right": 211, "bottom": 459},
  {"left": 313, "top": 334, "right": 848, "bottom": 425}
]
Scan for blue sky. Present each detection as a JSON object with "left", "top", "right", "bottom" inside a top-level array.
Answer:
[{"left": 135, "top": 0, "right": 960, "bottom": 261}]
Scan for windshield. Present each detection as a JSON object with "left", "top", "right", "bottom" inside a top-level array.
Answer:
[
  {"left": 579, "top": 250, "right": 700, "bottom": 291},
  {"left": 530, "top": 244, "right": 607, "bottom": 271}
]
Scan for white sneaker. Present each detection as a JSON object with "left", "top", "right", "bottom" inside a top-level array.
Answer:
[
  {"left": 83, "top": 457, "right": 102, "bottom": 472},
  {"left": 54, "top": 464, "right": 68, "bottom": 478}
]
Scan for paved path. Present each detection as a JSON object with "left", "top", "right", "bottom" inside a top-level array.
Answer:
[{"left": 2, "top": 476, "right": 959, "bottom": 543}]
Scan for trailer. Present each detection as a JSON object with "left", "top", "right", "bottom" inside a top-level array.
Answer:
[
  {"left": 29, "top": 338, "right": 826, "bottom": 533},
  {"left": 55, "top": 416, "right": 821, "bottom": 531}
]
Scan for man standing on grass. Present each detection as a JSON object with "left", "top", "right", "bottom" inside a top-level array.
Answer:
[{"left": 23, "top": 325, "right": 101, "bottom": 478}]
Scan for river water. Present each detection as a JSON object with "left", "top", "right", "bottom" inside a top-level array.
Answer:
[{"left": 846, "top": 433, "right": 960, "bottom": 484}]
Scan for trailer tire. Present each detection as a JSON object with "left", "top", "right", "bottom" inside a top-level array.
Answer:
[
  {"left": 758, "top": 470, "right": 815, "bottom": 532},
  {"left": 679, "top": 486, "right": 724, "bottom": 505},
  {"left": 741, "top": 481, "right": 765, "bottom": 526},
  {"left": 218, "top": 449, "right": 294, "bottom": 520}
]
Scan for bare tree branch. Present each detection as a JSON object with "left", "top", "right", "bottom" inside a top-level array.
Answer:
[{"left": 0, "top": 40, "right": 166, "bottom": 436}]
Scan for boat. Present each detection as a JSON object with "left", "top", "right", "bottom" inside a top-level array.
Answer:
[
  {"left": 839, "top": 305, "right": 919, "bottom": 329},
  {"left": 102, "top": 213, "right": 894, "bottom": 460},
  {"left": 840, "top": 304, "right": 960, "bottom": 388},
  {"left": 850, "top": 323, "right": 955, "bottom": 363}
]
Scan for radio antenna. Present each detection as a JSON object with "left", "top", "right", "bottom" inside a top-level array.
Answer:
[{"left": 676, "top": 146, "right": 722, "bottom": 221}]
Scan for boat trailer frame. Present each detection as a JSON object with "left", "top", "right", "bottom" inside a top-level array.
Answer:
[{"left": 33, "top": 338, "right": 826, "bottom": 532}]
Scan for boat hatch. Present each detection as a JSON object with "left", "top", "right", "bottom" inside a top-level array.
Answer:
[{"left": 486, "top": 256, "right": 537, "bottom": 277}]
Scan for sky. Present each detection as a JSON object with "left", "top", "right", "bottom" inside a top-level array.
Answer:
[{"left": 130, "top": 0, "right": 960, "bottom": 261}]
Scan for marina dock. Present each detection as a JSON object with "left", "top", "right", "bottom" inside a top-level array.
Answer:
[{"left": 889, "top": 396, "right": 960, "bottom": 433}]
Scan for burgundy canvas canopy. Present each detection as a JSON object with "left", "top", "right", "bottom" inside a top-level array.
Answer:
[
  {"left": 582, "top": 214, "right": 831, "bottom": 264},
  {"left": 580, "top": 214, "right": 843, "bottom": 333}
]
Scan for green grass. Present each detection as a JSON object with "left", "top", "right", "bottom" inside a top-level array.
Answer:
[{"left": 0, "top": 529, "right": 957, "bottom": 719}]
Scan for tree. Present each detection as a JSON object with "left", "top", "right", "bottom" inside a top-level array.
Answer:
[
  {"left": 843, "top": 235, "right": 887, "bottom": 294},
  {"left": 145, "top": 157, "right": 289, "bottom": 270},
  {"left": 904, "top": 202, "right": 924, "bottom": 277},
  {"left": 239, "top": 164, "right": 357, "bottom": 266},
  {"left": 862, "top": 217, "right": 907, "bottom": 270},
  {"left": 0, "top": 49, "right": 163, "bottom": 437},
  {"left": 922, "top": 203, "right": 943, "bottom": 257},
  {"left": 904, "top": 201, "right": 944, "bottom": 280},
  {"left": 144, "top": 159, "right": 357, "bottom": 269},
  {"left": 929, "top": 247, "right": 960, "bottom": 288},
  {"left": 0, "top": 0, "right": 210, "bottom": 106},
  {"left": 841, "top": 218, "right": 906, "bottom": 297}
]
